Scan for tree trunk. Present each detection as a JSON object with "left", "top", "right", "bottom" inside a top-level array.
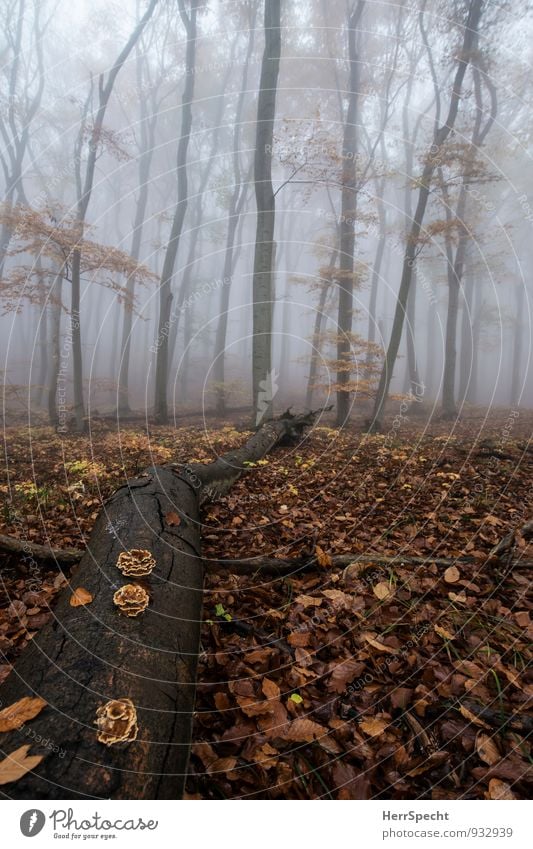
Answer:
[
  {"left": 404, "top": 269, "right": 421, "bottom": 395},
  {"left": 252, "top": 0, "right": 281, "bottom": 425},
  {"left": 442, "top": 60, "right": 497, "bottom": 418},
  {"left": 0, "top": 412, "right": 316, "bottom": 800},
  {"left": 154, "top": 1, "right": 198, "bottom": 424},
  {"left": 510, "top": 283, "right": 525, "bottom": 407},
  {"left": 70, "top": 248, "right": 85, "bottom": 431},
  {"left": 458, "top": 270, "right": 474, "bottom": 405},
  {"left": 47, "top": 272, "right": 64, "bottom": 428},
  {"left": 335, "top": 1, "right": 364, "bottom": 428},
  {"left": 306, "top": 247, "right": 337, "bottom": 408},
  {"left": 118, "top": 46, "right": 159, "bottom": 415}
]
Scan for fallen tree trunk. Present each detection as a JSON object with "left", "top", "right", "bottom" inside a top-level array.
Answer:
[
  {"left": 0, "top": 533, "right": 83, "bottom": 567},
  {"left": 0, "top": 413, "right": 314, "bottom": 800},
  {"left": 207, "top": 551, "right": 533, "bottom": 576}
]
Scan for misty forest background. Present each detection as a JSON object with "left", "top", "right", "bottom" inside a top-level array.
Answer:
[{"left": 0, "top": 0, "right": 531, "bottom": 428}]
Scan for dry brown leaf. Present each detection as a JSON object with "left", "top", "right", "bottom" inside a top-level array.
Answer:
[
  {"left": 294, "top": 594, "right": 322, "bottom": 607},
  {"left": 0, "top": 745, "right": 44, "bottom": 785},
  {"left": 434, "top": 624, "right": 455, "bottom": 640},
  {"left": 359, "top": 717, "right": 389, "bottom": 737},
  {"left": 252, "top": 743, "right": 278, "bottom": 768},
  {"left": 373, "top": 581, "right": 394, "bottom": 600},
  {"left": 476, "top": 733, "right": 501, "bottom": 766},
  {"left": 486, "top": 778, "right": 515, "bottom": 800},
  {"left": 262, "top": 678, "right": 281, "bottom": 701},
  {"left": 448, "top": 590, "right": 467, "bottom": 603},
  {"left": 444, "top": 566, "right": 461, "bottom": 584},
  {"left": 315, "top": 545, "right": 332, "bottom": 567},
  {"left": 236, "top": 695, "right": 273, "bottom": 717},
  {"left": 459, "top": 704, "right": 491, "bottom": 729},
  {"left": 283, "top": 718, "right": 326, "bottom": 742},
  {"left": 287, "top": 631, "right": 310, "bottom": 647},
  {"left": 70, "top": 587, "right": 93, "bottom": 607},
  {"left": 191, "top": 742, "right": 217, "bottom": 768},
  {"left": 0, "top": 696, "right": 47, "bottom": 732},
  {"left": 361, "top": 632, "right": 397, "bottom": 654},
  {"left": 327, "top": 659, "right": 365, "bottom": 694},
  {"left": 206, "top": 757, "right": 237, "bottom": 774},
  {"left": 165, "top": 511, "right": 181, "bottom": 526}
]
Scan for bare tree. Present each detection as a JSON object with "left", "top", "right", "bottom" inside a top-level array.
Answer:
[
  {"left": 252, "top": 0, "right": 281, "bottom": 424},
  {"left": 68, "top": 0, "right": 159, "bottom": 430},
  {"left": 335, "top": 0, "right": 365, "bottom": 427},
  {"left": 153, "top": 0, "right": 198, "bottom": 423},
  {"left": 370, "top": 0, "right": 484, "bottom": 429}
]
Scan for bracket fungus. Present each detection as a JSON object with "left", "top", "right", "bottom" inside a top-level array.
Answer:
[
  {"left": 113, "top": 584, "right": 150, "bottom": 617},
  {"left": 95, "top": 698, "right": 138, "bottom": 746},
  {"left": 116, "top": 548, "right": 156, "bottom": 577}
]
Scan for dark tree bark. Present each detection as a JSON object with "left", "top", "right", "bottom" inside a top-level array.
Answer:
[
  {"left": 154, "top": 0, "right": 198, "bottom": 424},
  {"left": 252, "top": 0, "right": 281, "bottom": 425},
  {"left": 371, "top": 0, "right": 484, "bottom": 429},
  {"left": 0, "top": 412, "right": 317, "bottom": 800}
]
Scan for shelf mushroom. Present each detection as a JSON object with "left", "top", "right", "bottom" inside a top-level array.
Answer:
[
  {"left": 113, "top": 584, "right": 150, "bottom": 617},
  {"left": 116, "top": 548, "right": 156, "bottom": 577},
  {"left": 95, "top": 698, "right": 138, "bottom": 746}
]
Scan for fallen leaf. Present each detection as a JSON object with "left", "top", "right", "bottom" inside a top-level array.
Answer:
[
  {"left": 359, "top": 717, "right": 389, "bottom": 737},
  {"left": 283, "top": 718, "right": 326, "bottom": 742},
  {"left": 315, "top": 545, "right": 332, "bottom": 567},
  {"left": 206, "top": 757, "right": 237, "bottom": 773},
  {"left": 70, "top": 587, "right": 93, "bottom": 607},
  {"left": 0, "top": 696, "right": 47, "bottom": 732},
  {"left": 0, "top": 745, "right": 44, "bottom": 785},
  {"left": 287, "top": 631, "right": 310, "bottom": 647},
  {"left": 294, "top": 594, "right": 322, "bottom": 608},
  {"left": 373, "top": 581, "right": 394, "bottom": 600},
  {"left": 328, "top": 659, "right": 365, "bottom": 694},
  {"left": 236, "top": 695, "right": 273, "bottom": 717},
  {"left": 165, "top": 511, "right": 181, "bottom": 526},
  {"left": 444, "top": 566, "right": 461, "bottom": 584},
  {"left": 262, "top": 678, "right": 281, "bottom": 701},
  {"left": 361, "top": 632, "right": 397, "bottom": 654},
  {"left": 459, "top": 704, "right": 490, "bottom": 729},
  {"left": 448, "top": 591, "right": 467, "bottom": 603},
  {"left": 486, "top": 778, "right": 515, "bottom": 800},
  {"left": 434, "top": 624, "right": 455, "bottom": 640},
  {"left": 476, "top": 733, "right": 501, "bottom": 766},
  {"left": 252, "top": 743, "right": 278, "bottom": 768}
]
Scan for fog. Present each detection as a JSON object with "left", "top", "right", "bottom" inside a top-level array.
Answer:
[{"left": 1, "top": 0, "right": 531, "bottom": 428}]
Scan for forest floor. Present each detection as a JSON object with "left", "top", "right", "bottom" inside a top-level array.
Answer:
[{"left": 0, "top": 407, "right": 532, "bottom": 799}]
